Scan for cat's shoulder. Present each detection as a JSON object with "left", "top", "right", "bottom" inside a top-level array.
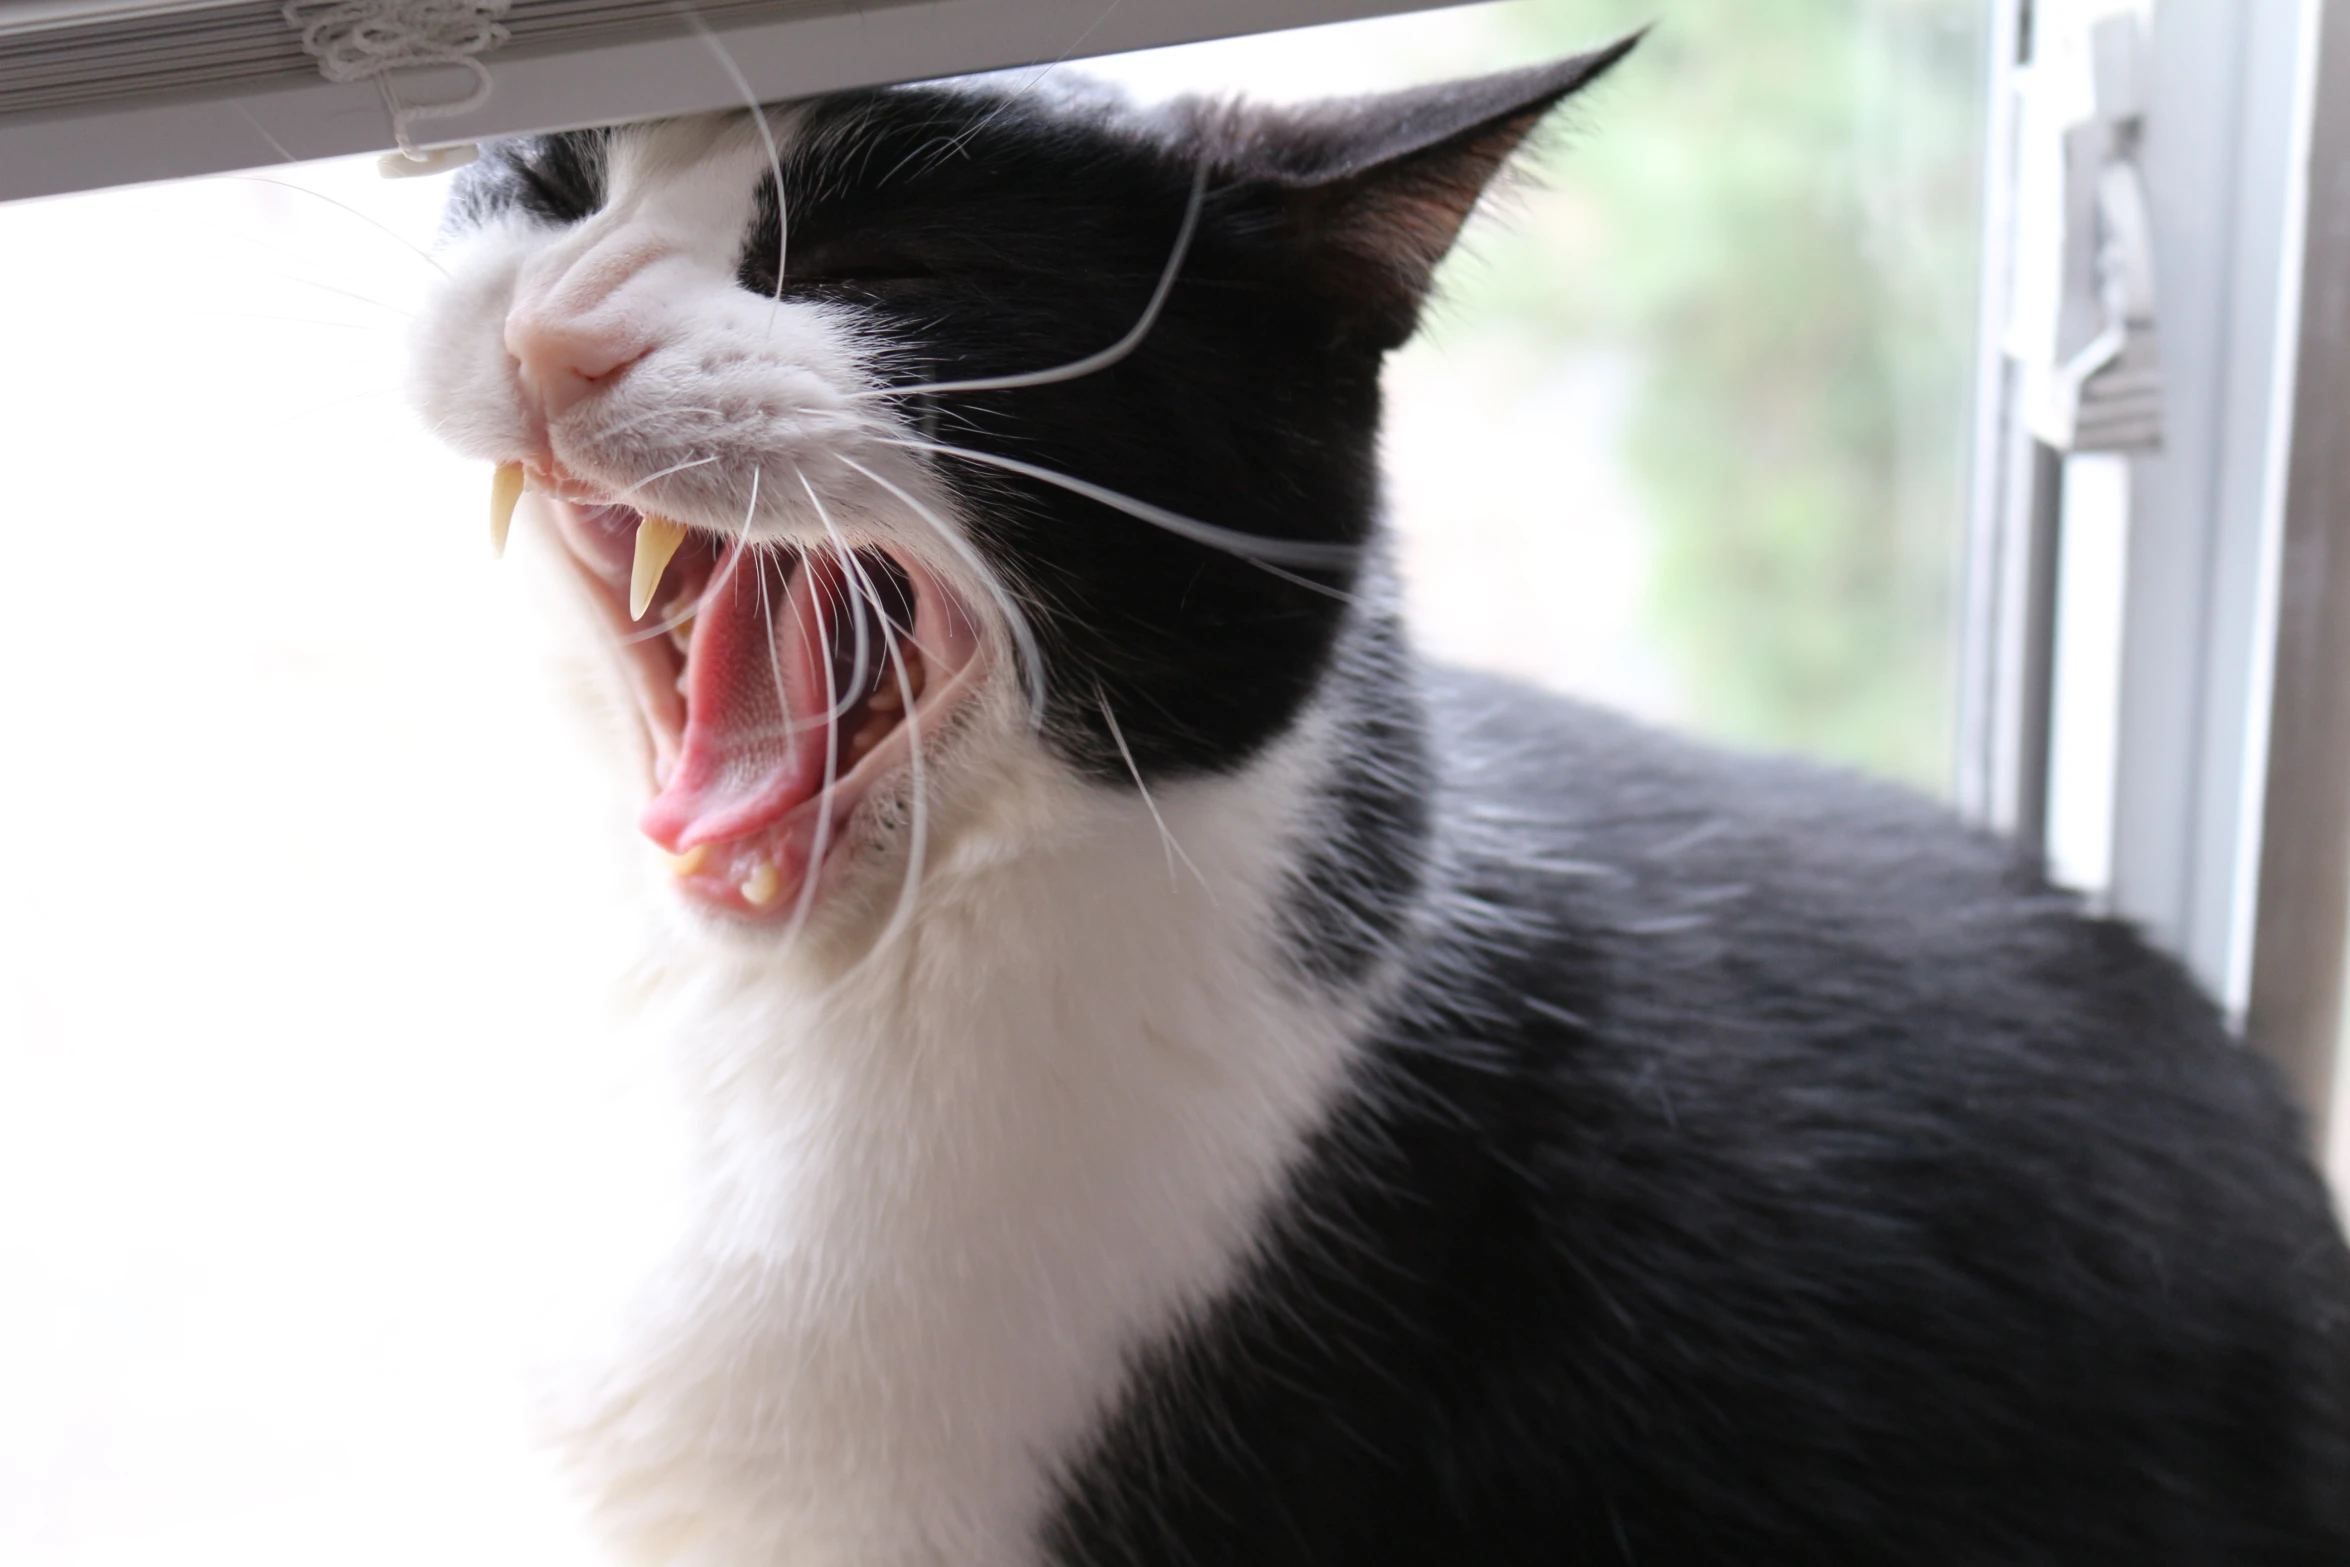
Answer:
[
  {"left": 1426, "top": 662, "right": 2033, "bottom": 908},
  {"left": 1417, "top": 665, "right": 2240, "bottom": 1080}
]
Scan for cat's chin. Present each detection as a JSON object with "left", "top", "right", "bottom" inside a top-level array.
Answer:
[{"left": 537, "top": 487, "right": 988, "bottom": 925}]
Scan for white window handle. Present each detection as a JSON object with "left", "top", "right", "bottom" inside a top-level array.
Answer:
[{"left": 2012, "top": 8, "right": 2164, "bottom": 454}]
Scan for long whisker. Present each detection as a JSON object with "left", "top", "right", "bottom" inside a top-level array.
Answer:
[
  {"left": 231, "top": 267, "right": 419, "bottom": 319},
  {"left": 873, "top": 434, "right": 1360, "bottom": 588},
  {"left": 668, "top": 1, "right": 789, "bottom": 308},
  {"left": 617, "top": 453, "right": 723, "bottom": 499},
  {"left": 226, "top": 99, "right": 300, "bottom": 165},
  {"left": 777, "top": 479, "right": 876, "bottom": 947},
  {"left": 580, "top": 405, "right": 730, "bottom": 445},
  {"left": 815, "top": 601, "right": 929, "bottom": 1001},
  {"left": 777, "top": 532, "right": 842, "bottom": 946},
  {"left": 1096, "top": 682, "right": 1210, "bottom": 898},
  {"left": 751, "top": 525, "right": 836, "bottom": 939},
  {"left": 800, "top": 472, "right": 874, "bottom": 714},
  {"left": 198, "top": 311, "right": 399, "bottom": 334},
  {"left": 768, "top": 477, "right": 883, "bottom": 730},
  {"left": 903, "top": 0, "right": 1131, "bottom": 181},
  {"left": 849, "top": 160, "right": 1206, "bottom": 402},
  {"left": 833, "top": 451, "right": 1050, "bottom": 726},
  {"left": 686, "top": 464, "right": 766, "bottom": 638},
  {"left": 217, "top": 175, "right": 449, "bottom": 276},
  {"left": 273, "top": 384, "right": 405, "bottom": 425}
]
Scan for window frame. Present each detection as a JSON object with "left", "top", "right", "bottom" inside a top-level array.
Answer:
[
  {"left": 1958, "top": 0, "right": 2347, "bottom": 1155},
  {"left": 0, "top": 0, "right": 1464, "bottom": 202}
]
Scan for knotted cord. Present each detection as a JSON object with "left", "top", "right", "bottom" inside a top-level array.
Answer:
[{"left": 284, "top": 0, "right": 511, "bottom": 166}]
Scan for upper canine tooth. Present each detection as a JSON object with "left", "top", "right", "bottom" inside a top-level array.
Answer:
[
  {"left": 490, "top": 462, "right": 526, "bottom": 558},
  {"left": 630, "top": 514, "right": 691, "bottom": 621}
]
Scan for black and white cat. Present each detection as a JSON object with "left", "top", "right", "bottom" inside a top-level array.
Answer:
[{"left": 408, "top": 40, "right": 2350, "bottom": 1566}]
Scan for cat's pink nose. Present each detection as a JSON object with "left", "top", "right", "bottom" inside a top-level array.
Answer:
[{"left": 504, "top": 308, "right": 653, "bottom": 419}]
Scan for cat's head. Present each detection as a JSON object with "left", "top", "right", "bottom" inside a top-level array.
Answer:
[{"left": 409, "top": 42, "right": 1633, "bottom": 947}]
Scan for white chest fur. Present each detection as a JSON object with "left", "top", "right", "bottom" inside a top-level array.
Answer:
[{"left": 540, "top": 737, "right": 1361, "bottom": 1567}]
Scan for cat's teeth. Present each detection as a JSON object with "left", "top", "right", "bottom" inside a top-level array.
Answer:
[
  {"left": 742, "top": 860, "right": 781, "bottom": 908},
  {"left": 490, "top": 462, "right": 525, "bottom": 557},
  {"left": 666, "top": 845, "right": 709, "bottom": 876},
  {"left": 630, "top": 514, "right": 690, "bottom": 621}
]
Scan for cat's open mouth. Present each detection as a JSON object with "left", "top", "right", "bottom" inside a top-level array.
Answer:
[{"left": 530, "top": 478, "right": 984, "bottom": 920}]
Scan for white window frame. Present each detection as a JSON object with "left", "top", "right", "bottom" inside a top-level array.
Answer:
[
  {"left": 0, "top": 0, "right": 1462, "bottom": 202},
  {"left": 1960, "top": 0, "right": 2347, "bottom": 1152}
]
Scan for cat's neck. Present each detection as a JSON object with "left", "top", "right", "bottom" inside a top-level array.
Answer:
[{"left": 561, "top": 684, "right": 1410, "bottom": 1564}]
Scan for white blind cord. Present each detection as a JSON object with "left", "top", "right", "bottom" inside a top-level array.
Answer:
[{"left": 283, "top": 0, "right": 510, "bottom": 171}]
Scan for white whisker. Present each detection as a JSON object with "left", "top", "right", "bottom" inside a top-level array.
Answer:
[
  {"left": 799, "top": 472, "right": 875, "bottom": 716},
  {"left": 1096, "top": 682, "right": 1211, "bottom": 899},
  {"left": 201, "top": 311, "right": 398, "bottom": 334},
  {"left": 617, "top": 452, "right": 723, "bottom": 500},
  {"left": 774, "top": 531, "right": 839, "bottom": 948},
  {"left": 244, "top": 269, "right": 418, "bottom": 319},
  {"left": 833, "top": 451, "right": 1050, "bottom": 727},
  {"left": 873, "top": 434, "right": 1361, "bottom": 591},
  {"left": 783, "top": 494, "right": 883, "bottom": 947},
  {"left": 900, "top": 0, "right": 1131, "bottom": 181},
  {"left": 217, "top": 175, "right": 448, "bottom": 275},
  {"left": 582, "top": 404, "right": 730, "bottom": 445},
  {"left": 682, "top": 464, "right": 766, "bottom": 643},
  {"left": 667, "top": 1, "right": 789, "bottom": 311},
  {"left": 849, "top": 160, "right": 1206, "bottom": 402},
  {"left": 227, "top": 99, "right": 300, "bottom": 165},
  {"left": 813, "top": 598, "right": 929, "bottom": 1004}
]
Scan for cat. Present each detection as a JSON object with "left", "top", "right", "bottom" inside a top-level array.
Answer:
[{"left": 407, "top": 36, "right": 2350, "bottom": 1566}]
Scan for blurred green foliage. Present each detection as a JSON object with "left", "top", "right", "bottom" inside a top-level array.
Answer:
[{"left": 1430, "top": 0, "right": 1989, "bottom": 788}]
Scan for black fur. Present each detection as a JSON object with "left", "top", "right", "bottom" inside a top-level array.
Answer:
[
  {"left": 454, "top": 127, "right": 610, "bottom": 231},
  {"left": 447, "top": 46, "right": 2350, "bottom": 1562},
  {"left": 1053, "top": 675, "right": 2350, "bottom": 1563}
]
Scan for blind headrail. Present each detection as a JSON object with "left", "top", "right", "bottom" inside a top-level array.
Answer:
[{"left": 0, "top": 0, "right": 1456, "bottom": 203}]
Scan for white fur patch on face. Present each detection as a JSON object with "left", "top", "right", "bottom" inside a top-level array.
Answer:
[{"left": 409, "top": 115, "right": 950, "bottom": 554}]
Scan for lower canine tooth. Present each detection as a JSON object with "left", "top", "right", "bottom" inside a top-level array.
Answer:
[
  {"left": 742, "top": 861, "right": 781, "bottom": 907},
  {"left": 630, "top": 514, "right": 691, "bottom": 621},
  {"left": 666, "top": 845, "right": 709, "bottom": 876},
  {"left": 490, "top": 462, "right": 525, "bottom": 557}
]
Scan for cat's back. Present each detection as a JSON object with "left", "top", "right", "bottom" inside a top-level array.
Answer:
[
  {"left": 1060, "top": 668, "right": 2350, "bottom": 1564},
  {"left": 1399, "top": 667, "right": 2350, "bottom": 1559},
  {"left": 1434, "top": 662, "right": 2278, "bottom": 1098}
]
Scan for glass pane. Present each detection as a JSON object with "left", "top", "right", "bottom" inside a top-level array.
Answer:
[{"left": 1102, "top": 0, "right": 1992, "bottom": 789}]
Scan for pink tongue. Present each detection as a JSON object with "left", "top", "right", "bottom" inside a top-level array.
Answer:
[{"left": 639, "top": 548, "right": 837, "bottom": 854}]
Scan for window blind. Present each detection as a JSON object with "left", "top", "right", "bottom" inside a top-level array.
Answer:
[{"left": 0, "top": 0, "right": 1448, "bottom": 202}]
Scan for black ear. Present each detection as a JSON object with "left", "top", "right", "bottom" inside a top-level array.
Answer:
[{"left": 1196, "top": 34, "right": 1643, "bottom": 348}]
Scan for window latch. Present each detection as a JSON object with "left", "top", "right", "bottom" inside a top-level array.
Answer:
[{"left": 2012, "top": 9, "right": 2165, "bottom": 455}]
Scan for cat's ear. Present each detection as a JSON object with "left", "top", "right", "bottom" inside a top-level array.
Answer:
[{"left": 1204, "top": 35, "right": 1643, "bottom": 347}]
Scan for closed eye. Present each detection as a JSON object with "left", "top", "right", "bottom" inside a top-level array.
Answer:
[{"left": 503, "top": 131, "right": 608, "bottom": 225}]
